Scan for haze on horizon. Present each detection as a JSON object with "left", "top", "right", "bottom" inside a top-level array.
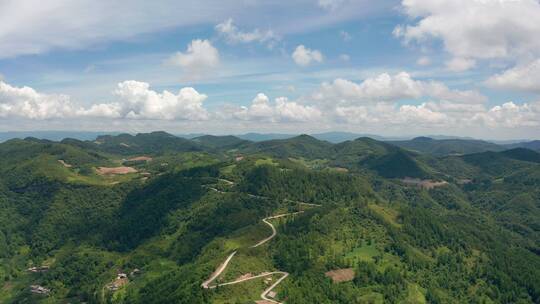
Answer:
[{"left": 1, "top": 0, "right": 540, "bottom": 140}]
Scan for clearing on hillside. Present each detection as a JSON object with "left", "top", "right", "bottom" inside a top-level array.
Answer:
[
  {"left": 401, "top": 177, "right": 448, "bottom": 189},
  {"left": 325, "top": 268, "right": 355, "bottom": 283},
  {"left": 97, "top": 166, "right": 137, "bottom": 175}
]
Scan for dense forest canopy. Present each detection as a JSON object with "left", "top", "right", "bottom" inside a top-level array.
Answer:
[{"left": 0, "top": 132, "right": 539, "bottom": 303}]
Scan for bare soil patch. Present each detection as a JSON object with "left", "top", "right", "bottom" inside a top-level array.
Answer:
[
  {"left": 325, "top": 268, "right": 355, "bottom": 283},
  {"left": 97, "top": 166, "right": 137, "bottom": 175},
  {"left": 401, "top": 177, "right": 448, "bottom": 189},
  {"left": 106, "top": 277, "right": 128, "bottom": 291}
]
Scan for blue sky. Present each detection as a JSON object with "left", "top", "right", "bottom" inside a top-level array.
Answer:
[{"left": 1, "top": 0, "right": 539, "bottom": 139}]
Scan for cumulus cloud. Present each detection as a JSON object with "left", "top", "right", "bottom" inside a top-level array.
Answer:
[
  {"left": 473, "top": 101, "right": 540, "bottom": 128},
  {"left": 167, "top": 39, "right": 219, "bottom": 75},
  {"left": 233, "top": 93, "right": 322, "bottom": 122},
  {"left": 0, "top": 81, "right": 75, "bottom": 119},
  {"left": 80, "top": 81, "right": 209, "bottom": 120},
  {"left": 292, "top": 45, "right": 324, "bottom": 66},
  {"left": 2, "top": 76, "right": 538, "bottom": 132},
  {"left": 215, "top": 19, "right": 279, "bottom": 46},
  {"left": 312, "top": 72, "right": 486, "bottom": 105},
  {"left": 397, "top": 103, "right": 448, "bottom": 125},
  {"left": 333, "top": 102, "right": 450, "bottom": 127},
  {"left": 485, "top": 59, "right": 540, "bottom": 93},
  {"left": 0, "top": 80, "right": 208, "bottom": 121},
  {"left": 394, "top": 0, "right": 540, "bottom": 70}
]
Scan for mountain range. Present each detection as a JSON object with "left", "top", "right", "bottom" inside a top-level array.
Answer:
[{"left": 0, "top": 131, "right": 539, "bottom": 303}]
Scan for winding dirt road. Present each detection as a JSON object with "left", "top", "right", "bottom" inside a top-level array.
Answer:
[
  {"left": 201, "top": 212, "right": 304, "bottom": 303},
  {"left": 201, "top": 177, "right": 321, "bottom": 303}
]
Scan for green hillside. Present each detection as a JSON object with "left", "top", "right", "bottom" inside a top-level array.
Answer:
[
  {"left": 389, "top": 137, "right": 504, "bottom": 156},
  {"left": 0, "top": 132, "right": 539, "bottom": 304},
  {"left": 500, "top": 148, "right": 540, "bottom": 163},
  {"left": 240, "top": 134, "right": 334, "bottom": 159},
  {"left": 505, "top": 140, "right": 540, "bottom": 151},
  {"left": 191, "top": 135, "right": 250, "bottom": 150},
  {"left": 92, "top": 131, "right": 202, "bottom": 155}
]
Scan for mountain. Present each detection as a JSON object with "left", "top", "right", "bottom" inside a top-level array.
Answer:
[
  {"left": 91, "top": 131, "right": 202, "bottom": 155},
  {"left": 191, "top": 135, "right": 250, "bottom": 149},
  {"left": 500, "top": 148, "right": 540, "bottom": 163},
  {"left": 241, "top": 134, "right": 334, "bottom": 159},
  {"left": 505, "top": 140, "right": 540, "bottom": 151},
  {"left": 1, "top": 133, "right": 539, "bottom": 304},
  {"left": 388, "top": 136, "right": 504, "bottom": 156},
  {"left": 329, "top": 137, "right": 431, "bottom": 178}
]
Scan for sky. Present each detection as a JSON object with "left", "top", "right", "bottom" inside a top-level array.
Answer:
[{"left": 0, "top": 0, "right": 539, "bottom": 140}]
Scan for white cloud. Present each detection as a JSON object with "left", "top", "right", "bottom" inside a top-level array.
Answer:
[
  {"left": 233, "top": 93, "right": 322, "bottom": 122},
  {"left": 473, "top": 101, "right": 540, "bottom": 127},
  {"left": 0, "top": 81, "right": 75, "bottom": 119},
  {"left": 340, "top": 30, "right": 352, "bottom": 41},
  {"left": 167, "top": 39, "right": 220, "bottom": 76},
  {"left": 398, "top": 103, "right": 448, "bottom": 124},
  {"left": 312, "top": 72, "right": 486, "bottom": 104},
  {"left": 331, "top": 100, "right": 539, "bottom": 130},
  {"left": 0, "top": 79, "right": 208, "bottom": 121},
  {"left": 395, "top": 0, "right": 540, "bottom": 68},
  {"left": 91, "top": 80, "right": 209, "bottom": 120},
  {"left": 445, "top": 57, "right": 476, "bottom": 72},
  {"left": 416, "top": 56, "right": 431, "bottom": 66},
  {"left": 292, "top": 45, "right": 324, "bottom": 66},
  {"left": 215, "top": 18, "right": 279, "bottom": 46},
  {"left": 1, "top": 76, "right": 538, "bottom": 134},
  {"left": 485, "top": 59, "right": 540, "bottom": 93},
  {"left": 333, "top": 102, "right": 450, "bottom": 126}
]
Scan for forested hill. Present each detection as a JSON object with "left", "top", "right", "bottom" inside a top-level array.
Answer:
[
  {"left": 387, "top": 136, "right": 505, "bottom": 156},
  {"left": 0, "top": 132, "right": 539, "bottom": 303}
]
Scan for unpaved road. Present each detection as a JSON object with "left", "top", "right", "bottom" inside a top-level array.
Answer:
[
  {"left": 201, "top": 178, "right": 319, "bottom": 303},
  {"left": 201, "top": 212, "right": 305, "bottom": 303},
  {"left": 251, "top": 212, "right": 303, "bottom": 248},
  {"left": 201, "top": 251, "right": 237, "bottom": 289}
]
